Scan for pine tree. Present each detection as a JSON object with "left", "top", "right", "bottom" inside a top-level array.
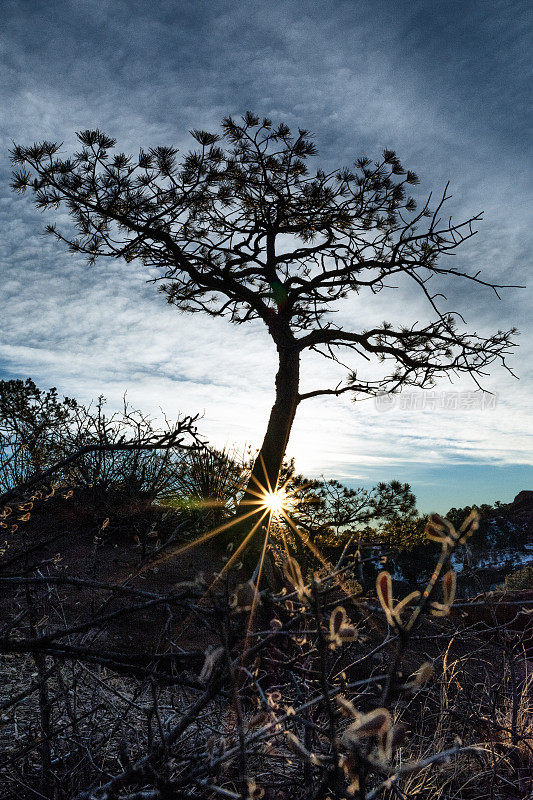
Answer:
[{"left": 11, "top": 113, "right": 516, "bottom": 555}]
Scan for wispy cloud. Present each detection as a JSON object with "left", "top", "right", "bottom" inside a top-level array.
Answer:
[{"left": 1, "top": 0, "right": 531, "bottom": 512}]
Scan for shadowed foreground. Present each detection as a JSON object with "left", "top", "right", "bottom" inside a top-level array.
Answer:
[{"left": 1, "top": 487, "right": 532, "bottom": 800}]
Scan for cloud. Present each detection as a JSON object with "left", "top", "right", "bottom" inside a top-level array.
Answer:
[{"left": 1, "top": 0, "right": 531, "bottom": 511}]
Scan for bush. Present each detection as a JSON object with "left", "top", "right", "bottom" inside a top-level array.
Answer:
[
  {"left": 505, "top": 563, "right": 533, "bottom": 590},
  {"left": 159, "top": 444, "right": 251, "bottom": 535},
  {"left": 0, "top": 379, "right": 200, "bottom": 506},
  {"left": 0, "top": 378, "right": 77, "bottom": 491}
]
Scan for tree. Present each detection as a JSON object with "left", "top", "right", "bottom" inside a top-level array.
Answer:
[
  {"left": 11, "top": 114, "right": 516, "bottom": 552},
  {"left": 446, "top": 502, "right": 530, "bottom": 552},
  {"left": 0, "top": 378, "right": 77, "bottom": 491},
  {"left": 276, "top": 472, "right": 417, "bottom": 577},
  {"left": 285, "top": 474, "right": 416, "bottom": 542}
]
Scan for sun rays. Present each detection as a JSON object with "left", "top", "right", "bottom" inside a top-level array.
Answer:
[
  {"left": 175, "top": 456, "right": 333, "bottom": 584},
  {"left": 111, "top": 451, "right": 365, "bottom": 672},
  {"left": 145, "top": 454, "right": 351, "bottom": 605},
  {"left": 259, "top": 489, "right": 287, "bottom": 518},
  {"left": 120, "top": 453, "right": 366, "bottom": 629}
]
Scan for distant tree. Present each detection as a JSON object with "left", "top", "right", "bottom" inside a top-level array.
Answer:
[
  {"left": 0, "top": 378, "right": 77, "bottom": 490},
  {"left": 287, "top": 476, "right": 416, "bottom": 542},
  {"left": 371, "top": 514, "right": 433, "bottom": 586},
  {"left": 11, "top": 114, "right": 516, "bottom": 553},
  {"left": 446, "top": 502, "right": 529, "bottom": 551}
]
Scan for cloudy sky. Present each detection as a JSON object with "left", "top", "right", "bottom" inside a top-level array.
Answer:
[{"left": 1, "top": 0, "right": 532, "bottom": 512}]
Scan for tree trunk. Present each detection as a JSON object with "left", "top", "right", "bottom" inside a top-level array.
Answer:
[
  {"left": 231, "top": 341, "right": 300, "bottom": 569},
  {"left": 248, "top": 344, "right": 300, "bottom": 497}
]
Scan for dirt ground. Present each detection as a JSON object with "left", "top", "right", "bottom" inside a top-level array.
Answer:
[{"left": 1, "top": 492, "right": 231, "bottom": 656}]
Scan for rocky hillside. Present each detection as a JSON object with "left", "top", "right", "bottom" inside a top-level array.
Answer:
[{"left": 507, "top": 490, "right": 533, "bottom": 543}]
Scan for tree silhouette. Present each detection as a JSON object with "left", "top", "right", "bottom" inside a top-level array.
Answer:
[
  {"left": 11, "top": 113, "right": 516, "bottom": 547},
  {"left": 0, "top": 378, "right": 77, "bottom": 488}
]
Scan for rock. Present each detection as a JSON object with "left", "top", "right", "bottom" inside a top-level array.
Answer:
[{"left": 509, "top": 491, "right": 533, "bottom": 541}]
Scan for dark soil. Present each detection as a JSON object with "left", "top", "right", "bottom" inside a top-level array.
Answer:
[{"left": 1, "top": 490, "right": 230, "bottom": 656}]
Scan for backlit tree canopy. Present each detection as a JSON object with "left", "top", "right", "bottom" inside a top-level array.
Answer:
[{"left": 11, "top": 113, "right": 516, "bottom": 521}]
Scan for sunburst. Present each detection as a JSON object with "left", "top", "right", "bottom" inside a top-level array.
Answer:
[
  {"left": 259, "top": 488, "right": 287, "bottom": 517},
  {"left": 113, "top": 452, "right": 367, "bottom": 667},
  {"left": 124, "top": 453, "right": 357, "bottom": 616}
]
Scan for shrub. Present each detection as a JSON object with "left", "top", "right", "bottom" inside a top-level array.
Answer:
[
  {"left": 159, "top": 444, "right": 251, "bottom": 534},
  {"left": 505, "top": 563, "right": 533, "bottom": 590},
  {"left": 0, "top": 379, "right": 200, "bottom": 508},
  {"left": 0, "top": 378, "right": 77, "bottom": 491}
]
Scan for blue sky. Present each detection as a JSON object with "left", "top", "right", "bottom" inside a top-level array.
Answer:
[{"left": 1, "top": 0, "right": 532, "bottom": 512}]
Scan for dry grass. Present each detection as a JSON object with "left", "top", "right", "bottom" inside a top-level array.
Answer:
[{"left": 1, "top": 499, "right": 532, "bottom": 799}]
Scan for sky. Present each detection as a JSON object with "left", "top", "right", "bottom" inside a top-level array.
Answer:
[{"left": 1, "top": 0, "right": 532, "bottom": 513}]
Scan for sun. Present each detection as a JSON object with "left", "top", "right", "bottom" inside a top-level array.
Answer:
[{"left": 261, "top": 489, "right": 287, "bottom": 517}]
